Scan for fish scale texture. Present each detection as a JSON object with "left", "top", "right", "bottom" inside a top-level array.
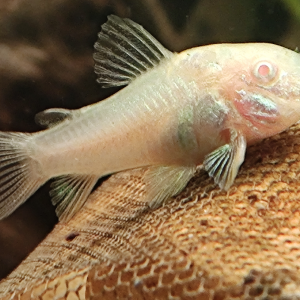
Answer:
[{"left": 1, "top": 123, "right": 300, "bottom": 299}]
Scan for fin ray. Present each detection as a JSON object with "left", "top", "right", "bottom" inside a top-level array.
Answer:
[
  {"left": 0, "top": 132, "right": 46, "bottom": 219},
  {"left": 98, "top": 57, "right": 139, "bottom": 77},
  {"left": 93, "top": 15, "right": 172, "bottom": 87},
  {"left": 104, "top": 29, "right": 151, "bottom": 70},
  {"left": 109, "top": 24, "right": 157, "bottom": 67},
  {"left": 96, "top": 35, "right": 145, "bottom": 73},
  {"left": 50, "top": 174, "right": 98, "bottom": 222},
  {"left": 117, "top": 15, "right": 171, "bottom": 61},
  {"left": 100, "top": 31, "right": 149, "bottom": 70},
  {"left": 144, "top": 165, "right": 196, "bottom": 209},
  {"left": 203, "top": 130, "right": 246, "bottom": 190}
]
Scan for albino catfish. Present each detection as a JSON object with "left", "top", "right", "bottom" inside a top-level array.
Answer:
[{"left": 1, "top": 15, "right": 300, "bottom": 222}]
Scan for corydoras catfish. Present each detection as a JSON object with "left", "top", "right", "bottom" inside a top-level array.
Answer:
[{"left": 1, "top": 15, "right": 300, "bottom": 222}]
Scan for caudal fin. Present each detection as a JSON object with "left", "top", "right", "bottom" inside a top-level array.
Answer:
[{"left": 0, "top": 132, "right": 46, "bottom": 220}]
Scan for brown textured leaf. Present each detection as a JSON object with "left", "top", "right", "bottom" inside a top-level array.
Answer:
[{"left": 1, "top": 122, "right": 300, "bottom": 299}]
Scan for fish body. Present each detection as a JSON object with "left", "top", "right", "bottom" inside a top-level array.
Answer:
[
  {"left": 1, "top": 15, "right": 300, "bottom": 221},
  {"left": 33, "top": 55, "right": 224, "bottom": 176}
]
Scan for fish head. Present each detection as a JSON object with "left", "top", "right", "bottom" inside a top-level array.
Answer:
[{"left": 219, "top": 43, "right": 300, "bottom": 144}]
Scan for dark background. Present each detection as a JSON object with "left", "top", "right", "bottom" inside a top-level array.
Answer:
[{"left": 0, "top": 0, "right": 299, "bottom": 280}]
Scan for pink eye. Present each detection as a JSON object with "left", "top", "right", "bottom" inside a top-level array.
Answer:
[
  {"left": 258, "top": 64, "right": 270, "bottom": 76},
  {"left": 253, "top": 61, "right": 276, "bottom": 82}
]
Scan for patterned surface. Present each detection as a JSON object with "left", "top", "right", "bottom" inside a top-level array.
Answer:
[{"left": 1, "top": 123, "right": 300, "bottom": 299}]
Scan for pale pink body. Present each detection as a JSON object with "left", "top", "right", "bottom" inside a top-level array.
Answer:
[
  {"left": 31, "top": 43, "right": 300, "bottom": 179},
  {"left": 1, "top": 15, "right": 300, "bottom": 221}
]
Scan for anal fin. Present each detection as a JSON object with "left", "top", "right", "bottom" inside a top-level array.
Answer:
[
  {"left": 50, "top": 174, "right": 98, "bottom": 222},
  {"left": 144, "top": 165, "right": 196, "bottom": 209}
]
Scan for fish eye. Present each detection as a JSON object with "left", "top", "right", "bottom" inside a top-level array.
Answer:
[{"left": 253, "top": 61, "right": 277, "bottom": 82}]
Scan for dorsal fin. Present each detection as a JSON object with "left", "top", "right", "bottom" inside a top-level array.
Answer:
[
  {"left": 35, "top": 108, "right": 73, "bottom": 128},
  {"left": 93, "top": 15, "right": 173, "bottom": 88}
]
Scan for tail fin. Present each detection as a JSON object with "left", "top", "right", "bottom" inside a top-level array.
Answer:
[{"left": 0, "top": 132, "right": 46, "bottom": 220}]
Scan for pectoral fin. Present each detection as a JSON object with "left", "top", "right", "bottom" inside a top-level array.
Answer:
[
  {"left": 203, "top": 129, "right": 246, "bottom": 190},
  {"left": 144, "top": 165, "right": 196, "bottom": 209}
]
